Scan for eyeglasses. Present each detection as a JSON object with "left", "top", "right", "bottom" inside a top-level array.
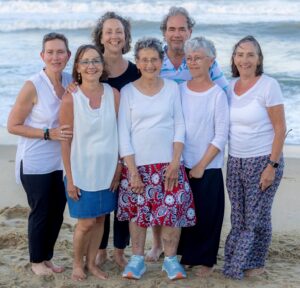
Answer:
[
  {"left": 78, "top": 59, "right": 102, "bottom": 67},
  {"left": 138, "top": 57, "right": 160, "bottom": 65},
  {"left": 186, "top": 56, "right": 209, "bottom": 64}
]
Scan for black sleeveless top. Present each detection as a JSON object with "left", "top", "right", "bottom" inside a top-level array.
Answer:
[{"left": 104, "top": 61, "right": 140, "bottom": 91}]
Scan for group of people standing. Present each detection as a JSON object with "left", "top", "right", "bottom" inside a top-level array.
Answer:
[{"left": 7, "top": 6, "right": 286, "bottom": 282}]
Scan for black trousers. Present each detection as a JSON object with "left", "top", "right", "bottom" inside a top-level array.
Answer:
[
  {"left": 20, "top": 163, "right": 66, "bottom": 263},
  {"left": 99, "top": 212, "right": 130, "bottom": 250},
  {"left": 99, "top": 188, "right": 129, "bottom": 249},
  {"left": 178, "top": 168, "right": 225, "bottom": 267}
]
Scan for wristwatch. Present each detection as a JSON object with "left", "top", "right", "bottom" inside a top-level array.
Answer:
[{"left": 268, "top": 159, "right": 279, "bottom": 168}]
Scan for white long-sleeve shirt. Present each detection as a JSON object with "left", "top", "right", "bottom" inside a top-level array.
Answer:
[
  {"left": 180, "top": 82, "right": 229, "bottom": 169},
  {"left": 118, "top": 79, "right": 185, "bottom": 166}
]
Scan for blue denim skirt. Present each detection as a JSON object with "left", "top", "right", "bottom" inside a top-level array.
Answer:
[{"left": 64, "top": 177, "right": 116, "bottom": 219}]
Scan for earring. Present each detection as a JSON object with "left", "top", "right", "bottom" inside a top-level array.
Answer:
[{"left": 77, "top": 73, "right": 81, "bottom": 82}]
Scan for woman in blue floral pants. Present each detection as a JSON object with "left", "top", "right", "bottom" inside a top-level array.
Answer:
[
  {"left": 224, "top": 36, "right": 286, "bottom": 279},
  {"left": 224, "top": 155, "right": 284, "bottom": 279}
]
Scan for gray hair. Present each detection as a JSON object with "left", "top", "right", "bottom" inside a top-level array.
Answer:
[
  {"left": 42, "top": 32, "right": 70, "bottom": 53},
  {"left": 134, "top": 37, "right": 164, "bottom": 60},
  {"left": 160, "top": 6, "right": 195, "bottom": 33},
  {"left": 184, "top": 37, "right": 216, "bottom": 59}
]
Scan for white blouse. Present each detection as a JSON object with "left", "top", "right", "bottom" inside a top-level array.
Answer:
[
  {"left": 228, "top": 74, "right": 284, "bottom": 158},
  {"left": 118, "top": 79, "right": 185, "bottom": 166},
  {"left": 180, "top": 82, "right": 229, "bottom": 169},
  {"left": 70, "top": 84, "right": 118, "bottom": 191},
  {"left": 15, "top": 70, "right": 72, "bottom": 183}
]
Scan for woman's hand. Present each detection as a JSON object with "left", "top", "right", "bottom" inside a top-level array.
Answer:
[
  {"left": 189, "top": 165, "right": 205, "bottom": 179},
  {"left": 49, "top": 124, "right": 73, "bottom": 141},
  {"left": 67, "top": 181, "right": 80, "bottom": 201},
  {"left": 259, "top": 165, "right": 275, "bottom": 191},
  {"left": 164, "top": 161, "right": 180, "bottom": 191},
  {"left": 129, "top": 173, "right": 144, "bottom": 194},
  {"left": 66, "top": 82, "right": 78, "bottom": 94},
  {"left": 110, "top": 163, "right": 122, "bottom": 192}
]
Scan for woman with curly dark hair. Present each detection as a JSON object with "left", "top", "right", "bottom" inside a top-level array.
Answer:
[{"left": 92, "top": 12, "right": 140, "bottom": 268}]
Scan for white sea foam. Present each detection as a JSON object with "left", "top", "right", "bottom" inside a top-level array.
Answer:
[
  {"left": 0, "top": 0, "right": 299, "bottom": 144},
  {"left": 0, "top": 0, "right": 299, "bottom": 31}
]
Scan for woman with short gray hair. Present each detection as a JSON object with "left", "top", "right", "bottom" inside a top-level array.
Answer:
[
  {"left": 117, "top": 37, "right": 196, "bottom": 280},
  {"left": 7, "top": 32, "right": 72, "bottom": 276},
  {"left": 177, "top": 36, "right": 229, "bottom": 277}
]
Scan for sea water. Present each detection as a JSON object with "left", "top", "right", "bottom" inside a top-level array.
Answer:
[{"left": 0, "top": 0, "right": 299, "bottom": 144}]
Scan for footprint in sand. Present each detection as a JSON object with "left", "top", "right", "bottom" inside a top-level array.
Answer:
[
  {"left": 0, "top": 205, "right": 29, "bottom": 220},
  {"left": 0, "top": 232, "right": 27, "bottom": 249}
]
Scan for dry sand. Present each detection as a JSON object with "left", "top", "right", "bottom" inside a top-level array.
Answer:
[{"left": 0, "top": 139, "right": 300, "bottom": 287}]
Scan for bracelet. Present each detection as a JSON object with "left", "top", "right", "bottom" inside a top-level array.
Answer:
[{"left": 43, "top": 127, "right": 50, "bottom": 140}]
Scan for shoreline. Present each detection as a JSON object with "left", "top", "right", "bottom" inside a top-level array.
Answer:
[{"left": 1, "top": 126, "right": 300, "bottom": 158}]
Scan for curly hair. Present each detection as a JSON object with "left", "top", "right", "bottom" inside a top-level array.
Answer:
[
  {"left": 134, "top": 37, "right": 164, "bottom": 61},
  {"left": 92, "top": 11, "right": 132, "bottom": 54}
]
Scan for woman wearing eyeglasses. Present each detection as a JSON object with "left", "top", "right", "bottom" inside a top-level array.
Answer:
[
  {"left": 92, "top": 12, "right": 140, "bottom": 268},
  {"left": 117, "top": 37, "right": 195, "bottom": 280},
  {"left": 177, "top": 37, "right": 229, "bottom": 277},
  {"left": 7, "top": 32, "right": 72, "bottom": 276},
  {"left": 67, "top": 12, "right": 140, "bottom": 267},
  {"left": 60, "top": 44, "right": 119, "bottom": 281}
]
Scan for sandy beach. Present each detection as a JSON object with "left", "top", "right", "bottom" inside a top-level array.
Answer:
[{"left": 0, "top": 129, "right": 300, "bottom": 287}]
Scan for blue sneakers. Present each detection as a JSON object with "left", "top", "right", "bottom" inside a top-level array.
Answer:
[
  {"left": 162, "top": 256, "right": 187, "bottom": 280},
  {"left": 122, "top": 255, "right": 146, "bottom": 279}
]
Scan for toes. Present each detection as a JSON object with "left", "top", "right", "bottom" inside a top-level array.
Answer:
[{"left": 72, "top": 273, "right": 86, "bottom": 281}]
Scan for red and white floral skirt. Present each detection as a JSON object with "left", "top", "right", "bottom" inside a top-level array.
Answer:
[{"left": 117, "top": 163, "right": 196, "bottom": 228}]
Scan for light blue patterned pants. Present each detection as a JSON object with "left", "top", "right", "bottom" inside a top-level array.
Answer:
[{"left": 224, "top": 154, "right": 284, "bottom": 279}]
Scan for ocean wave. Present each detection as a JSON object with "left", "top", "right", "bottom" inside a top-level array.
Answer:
[{"left": 0, "top": 0, "right": 299, "bottom": 31}]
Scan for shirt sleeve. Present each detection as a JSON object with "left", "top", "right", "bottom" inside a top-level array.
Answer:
[
  {"left": 210, "top": 89, "right": 229, "bottom": 151},
  {"left": 209, "top": 60, "right": 229, "bottom": 95},
  {"left": 118, "top": 86, "right": 135, "bottom": 158},
  {"left": 265, "top": 77, "right": 284, "bottom": 107},
  {"left": 172, "top": 82, "right": 185, "bottom": 143}
]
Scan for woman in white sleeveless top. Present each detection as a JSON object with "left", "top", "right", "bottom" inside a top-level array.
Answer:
[
  {"left": 7, "top": 33, "right": 72, "bottom": 276},
  {"left": 60, "top": 44, "right": 120, "bottom": 281}
]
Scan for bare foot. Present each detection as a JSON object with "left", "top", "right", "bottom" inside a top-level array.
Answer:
[
  {"left": 145, "top": 247, "right": 163, "bottom": 262},
  {"left": 31, "top": 262, "right": 53, "bottom": 276},
  {"left": 44, "top": 260, "right": 65, "bottom": 273},
  {"left": 245, "top": 268, "right": 265, "bottom": 277},
  {"left": 88, "top": 265, "right": 108, "bottom": 280},
  {"left": 114, "top": 248, "right": 127, "bottom": 268},
  {"left": 95, "top": 249, "right": 108, "bottom": 267},
  {"left": 71, "top": 266, "right": 87, "bottom": 281},
  {"left": 195, "top": 265, "right": 214, "bottom": 278}
]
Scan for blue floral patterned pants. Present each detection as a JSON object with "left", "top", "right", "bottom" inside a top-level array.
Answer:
[{"left": 224, "top": 154, "right": 284, "bottom": 279}]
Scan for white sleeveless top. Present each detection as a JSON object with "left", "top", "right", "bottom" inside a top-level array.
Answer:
[
  {"left": 71, "top": 83, "right": 118, "bottom": 191},
  {"left": 15, "top": 69, "right": 72, "bottom": 183}
]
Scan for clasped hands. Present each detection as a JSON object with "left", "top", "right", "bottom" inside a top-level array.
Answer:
[{"left": 129, "top": 161, "right": 181, "bottom": 194}]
